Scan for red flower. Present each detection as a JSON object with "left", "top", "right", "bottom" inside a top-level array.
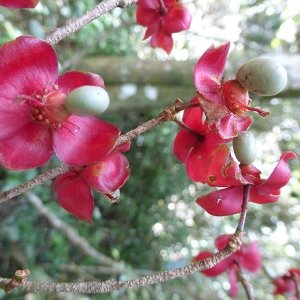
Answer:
[
  {"left": 194, "top": 42, "right": 268, "bottom": 139},
  {"left": 196, "top": 152, "right": 296, "bottom": 216},
  {"left": 136, "top": 0, "right": 192, "bottom": 53},
  {"left": 194, "top": 234, "right": 261, "bottom": 298},
  {"left": 273, "top": 269, "right": 300, "bottom": 297},
  {"left": 0, "top": 36, "right": 120, "bottom": 170},
  {"left": 173, "top": 98, "right": 247, "bottom": 186},
  {"left": 54, "top": 146, "right": 130, "bottom": 222},
  {"left": 0, "top": 0, "right": 39, "bottom": 8}
]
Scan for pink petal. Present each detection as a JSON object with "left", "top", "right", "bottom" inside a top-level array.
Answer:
[
  {"left": 164, "top": 5, "right": 192, "bottom": 34},
  {"left": 239, "top": 241, "right": 261, "bottom": 272},
  {"left": 136, "top": 4, "right": 159, "bottom": 26},
  {"left": 250, "top": 187, "right": 279, "bottom": 204},
  {"left": 0, "top": 0, "right": 39, "bottom": 8},
  {"left": 194, "top": 42, "right": 230, "bottom": 104},
  {"left": 54, "top": 171, "right": 94, "bottom": 222},
  {"left": 143, "top": 22, "right": 160, "bottom": 39},
  {"left": 58, "top": 71, "right": 105, "bottom": 94},
  {"left": 150, "top": 30, "right": 173, "bottom": 54},
  {"left": 82, "top": 152, "right": 130, "bottom": 193},
  {"left": 53, "top": 116, "right": 120, "bottom": 166},
  {"left": 194, "top": 251, "right": 230, "bottom": 277},
  {"left": 0, "top": 36, "right": 57, "bottom": 100},
  {"left": 215, "top": 234, "right": 232, "bottom": 250},
  {"left": 228, "top": 265, "right": 239, "bottom": 297},
  {"left": 255, "top": 152, "right": 297, "bottom": 195},
  {"left": 196, "top": 186, "right": 244, "bottom": 216},
  {"left": 173, "top": 129, "right": 198, "bottom": 163},
  {"left": 218, "top": 114, "right": 252, "bottom": 139},
  {"left": 0, "top": 122, "right": 53, "bottom": 170}
]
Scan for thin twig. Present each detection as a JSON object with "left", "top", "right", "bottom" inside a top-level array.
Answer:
[
  {"left": 0, "top": 100, "right": 194, "bottom": 204},
  {"left": 237, "top": 185, "right": 251, "bottom": 232},
  {"left": 46, "top": 0, "right": 137, "bottom": 45},
  {"left": 235, "top": 262, "right": 253, "bottom": 300}
]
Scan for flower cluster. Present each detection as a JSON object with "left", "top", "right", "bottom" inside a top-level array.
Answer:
[
  {"left": 272, "top": 269, "right": 300, "bottom": 298},
  {"left": 194, "top": 234, "right": 261, "bottom": 297},
  {"left": 136, "top": 0, "right": 192, "bottom": 53}
]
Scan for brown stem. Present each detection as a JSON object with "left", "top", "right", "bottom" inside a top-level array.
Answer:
[
  {"left": 46, "top": 0, "right": 137, "bottom": 45},
  {"left": 0, "top": 232, "right": 243, "bottom": 294},
  {"left": 0, "top": 100, "right": 195, "bottom": 204},
  {"left": 237, "top": 185, "right": 251, "bottom": 232},
  {"left": 235, "top": 262, "right": 253, "bottom": 300}
]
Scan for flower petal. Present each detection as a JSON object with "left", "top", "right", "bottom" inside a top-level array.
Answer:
[
  {"left": 0, "top": 0, "right": 39, "bottom": 8},
  {"left": 196, "top": 186, "right": 244, "bottom": 216},
  {"left": 82, "top": 152, "right": 130, "bottom": 193},
  {"left": 0, "top": 122, "right": 53, "bottom": 170},
  {"left": 228, "top": 266, "right": 239, "bottom": 297},
  {"left": 255, "top": 152, "right": 296, "bottom": 195},
  {"left": 239, "top": 241, "right": 261, "bottom": 272},
  {"left": 53, "top": 116, "right": 120, "bottom": 166},
  {"left": 164, "top": 5, "right": 192, "bottom": 34},
  {"left": 0, "top": 36, "right": 57, "bottom": 100},
  {"left": 194, "top": 251, "right": 230, "bottom": 277},
  {"left": 54, "top": 171, "right": 94, "bottom": 222},
  {"left": 215, "top": 234, "right": 232, "bottom": 250},
  {"left": 250, "top": 187, "right": 279, "bottom": 204},
  {"left": 194, "top": 42, "right": 230, "bottom": 104},
  {"left": 58, "top": 71, "right": 105, "bottom": 94},
  {"left": 150, "top": 30, "right": 173, "bottom": 54}
]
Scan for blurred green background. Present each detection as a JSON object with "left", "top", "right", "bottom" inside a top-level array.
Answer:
[{"left": 0, "top": 0, "right": 299, "bottom": 299}]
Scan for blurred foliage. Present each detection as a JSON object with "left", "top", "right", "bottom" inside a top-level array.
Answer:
[{"left": 0, "top": 0, "right": 299, "bottom": 299}]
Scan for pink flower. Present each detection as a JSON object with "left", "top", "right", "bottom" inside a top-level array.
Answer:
[
  {"left": 196, "top": 152, "right": 296, "bottom": 216},
  {"left": 0, "top": 0, "right": 39, "bottom": 8},
  {"left": 273, "top": 269, "right": 300, "bottom": 298},
  {"left": 194, "top": 42, "right": 268, "bottom": 139},
  {"left": 54, "top": 145, "right": 130, "bottom": 222},
  {"left": 136, "top": 0, "right": 192, "bottom": 53},
  {"left": 194, "top": 234, "right": 261, "bottom": 298},
  {"left": 0, "top": 36, "right": 120, "bottom": 170},
  {"left": 173, "top": 98, "right": 247, "bottom": 186}
]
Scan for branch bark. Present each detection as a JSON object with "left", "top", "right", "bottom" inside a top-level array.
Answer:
[{"left": 46, "top": 0, "right": 137, "bottom": 45}]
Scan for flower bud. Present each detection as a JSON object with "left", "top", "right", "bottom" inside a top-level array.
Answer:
[
  {"left": 236, "top": 57, "right": 287, "bottom": 96},
  {"left": 233, "top": 131, "right": 257, "bottom": 165},
  {"left": 64, "top": 86, "right": 110, "bottom": 116}
]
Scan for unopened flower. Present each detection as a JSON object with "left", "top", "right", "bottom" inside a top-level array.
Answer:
[{"left": 136, "top": 0, "right": 192, "bottom": 53}]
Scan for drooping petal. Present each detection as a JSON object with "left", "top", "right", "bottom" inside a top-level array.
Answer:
[
  {"left": 194, "top": 251, "right": 230, "bottom": 277},
  {"left": 0, "top": 0, "right": 39, "bottom": 8},
  {"left": 196, "top": 186, "right": 244, "bottom": 216},
  {"left": 164, "top": 5, "right": 192, "bottom": 34},
  {"left": 54, "top": 171, "right": 94, "bottom": 222},
  {"left": 0, "top": 122, "right": 53, "bottom": 170},
  {"left": 255, "top": 152, "right": 296, "bottom": 195},
  {"left": 53, "top": 116, "right": 120, "bottom": 166},
  {"left": 228, "top": 265, "right": 239, "bottom": 298},
  {"left": 58, "top": 71, "right": 104, "bottom": 94},
  {"left": 239, "top": 241, "right": 261, "bottom": 272},
  {"left": 150, "top": 30, "right": 173, "bottom": 54},
  {"left": 82, "top": 152, "right": 130, "bottom": 193},
  {"left": 0, "top": 36, "right": 58, "bottom": 100},
  {"left": 194, "top": 42, "right": 230, "bottom": 104}
]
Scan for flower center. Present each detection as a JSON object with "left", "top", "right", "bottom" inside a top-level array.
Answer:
[
  {"left": 19, "top": 85, "right": 70, "bottom": 129},
  {"left": 158, "top": 0, "right": 168, "bottom": 15}
]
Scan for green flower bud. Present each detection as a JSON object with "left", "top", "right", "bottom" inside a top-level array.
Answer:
[
  {"left": 65, "top": 86, "right": 110, "bottom": 116},
  {"left": 236, "top": 57, "right": 287, "bottom": 96},
  {"left": 233, "top": 132, "right": 257, "bottom": 165}
]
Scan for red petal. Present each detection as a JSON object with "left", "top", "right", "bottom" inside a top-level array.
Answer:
[
  {"left": 82, "top": 152, "right": 130, "bottom": 193},
  {"left": 228, "top": 266, "right": 239, "bottom": 297},
  {"left": 136, "top": 3, "right": 159, "bottom": 26},
  {"left": 194, "top": 251, "right": 230, "bottom": 277},
  {"left": 196, "top": 186, "right": 244, "bottom": 216},
  {"left": 0, "top": 122, "right": 53, "bottom": 170},
  {"left": 150, "top": 30, "right": 173, "bottom": 54},
  {"left": 53, "top": 116, "right": 120, "bottom": 166},
  {"left": 0, "top": 0, "right": 39, "bottom": 8},
  {"left": 173, "top": 129, "right": 198, "bottom": 163},
  {"left": 239, "top": 241, "right": 261, "bottom": 272},
  {"left": 58, "top": 71, "right": 105, "bottom": 94},
  {"left": 215, "top": 234, "right": 232, "bottom": 250},
  {"left": 54, "top": 171, "right": 94, "bottom": 222},
  {"left": 273, "top": 277, "right": 293, "bottom": 295},
  {"left": 194, "top": 42, "right": 230, "bottom": 104},
  {"left": 255, "top": 152, "right": 296, "bottom": 195},
  {"left": 164, "top": 5, "right": 192, "bottom": 34},
  {"left": 250, "top": 187, "right": 279, "bottom": 204},
  {"left": 0, "top": 36, "right": 57, "bottom": 100},
  {"left": 115, "top": 141, "right": 131, "bottom": 152}
]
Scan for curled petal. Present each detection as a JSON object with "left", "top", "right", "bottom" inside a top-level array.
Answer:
[
  {"left": 0, "top": 0, "right": 39, "bottom": 8},
  {"left": 194, "top": 251, "right": 230, "bottom": 277},
  {"left": 53, "top": 116, "right": 120, "bottom": 166},
  {"left": 194, "top": 42, "right": 230, "bottom": 104},
  {"left": 58, "top": 71, "right": 105, "bottom": 93},
  {"left": 255, "top": 152, "right": 296, "bottom": 195},
  {"left": 250, "top": 187, "right": 279, "bottom": 204},
  {"left": 82, "top": 152, "right": 130, "bottom": 193},
  {"left": 228, "top": 265, "right": 239, "bottom": 298},
  {"left": 0, "top": 122, "right": 53, "bottom": 170},
  {"left": 0, "top": 36, "right": 57, "bottom": 100},
  {"left": 196, "top": 186, "right": 244, "bottom": 216},
  {"left": 54, "top": 172, "right": 94, "bottom": 222}
]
